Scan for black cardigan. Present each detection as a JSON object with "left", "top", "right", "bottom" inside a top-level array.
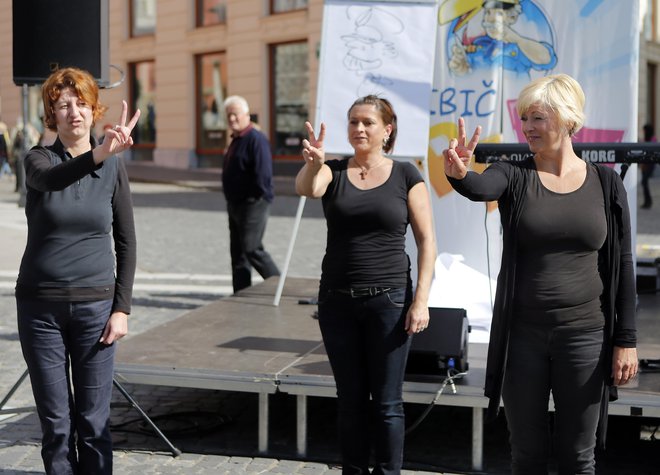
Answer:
[{"left": 448, "top": 158, "right": 636, "bottom": 445}]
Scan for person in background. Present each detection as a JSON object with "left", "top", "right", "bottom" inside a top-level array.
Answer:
[
  {"left": 11, "top": 121, "right": 40, "bottom": 192},
  {"left": 0, "top": 121, "right": 12, "bottom": 178},
  {"left": 640, "top": 123, "right": 656, "bottom": 209},
  {"left": 16, "top": 67, "right": 140, "bottom": 475},
  {"left": 296, "top": 95, "right": 436, "bottom": 474},
  {"left": 443, "top": 74, "right": 637, "bottom": 474},
  {"left": 222, "top": 95, "right": 280, "bottom": 293}
]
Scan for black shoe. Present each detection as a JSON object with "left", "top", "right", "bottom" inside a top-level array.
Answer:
[{"left": 641, "top": 203, "right": 652, "bottom": 209}]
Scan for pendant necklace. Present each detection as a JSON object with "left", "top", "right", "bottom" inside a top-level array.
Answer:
[{"left": 356, "top": 156, "right": 387, "bottom": 180}]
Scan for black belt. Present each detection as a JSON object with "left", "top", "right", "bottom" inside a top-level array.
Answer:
[{"left": 334, "top": 287, "right": 392, "bottom": 298}]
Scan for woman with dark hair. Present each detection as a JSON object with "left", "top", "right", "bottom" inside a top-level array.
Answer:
[
  {"left": 16, "top": 67, "right": 140, "bottom": 474},
  {"left": 296, "top": 95, "right": 436, "bottom": 474}
]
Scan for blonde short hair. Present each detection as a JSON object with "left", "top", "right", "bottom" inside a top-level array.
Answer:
[{"left": 516, "top": 74, "right": 585, "bottom": 136}]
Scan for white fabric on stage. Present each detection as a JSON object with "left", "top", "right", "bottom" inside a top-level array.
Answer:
[{"left": 428, "top": 253, "right": 496, "bottom": 344}]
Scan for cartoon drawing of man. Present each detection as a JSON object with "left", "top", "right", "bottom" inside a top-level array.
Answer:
[
  {"left": 341, "top": 6, "right": 403, "bottom": 72},
  {"left": 442, "top": 0, "right": 557, "bottom": 78},
  {"left": 340, "top": 6, "right": 405, "bottom": 96}
]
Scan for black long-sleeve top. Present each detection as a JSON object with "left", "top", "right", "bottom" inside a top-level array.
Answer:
[
  {"left": 16, "top": 137, "right": 137, "bottom": 314},
  {"left": 448, "top": 158, "right": 636, "bottom": 445}
]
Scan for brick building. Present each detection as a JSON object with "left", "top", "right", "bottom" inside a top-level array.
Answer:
[{"left": 0, "top": 0, "right": 659, "bottom": 171}]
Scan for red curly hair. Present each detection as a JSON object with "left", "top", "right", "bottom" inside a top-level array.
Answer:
[{"left": 42, "top": 67, "right": 108, "bottom": 131}]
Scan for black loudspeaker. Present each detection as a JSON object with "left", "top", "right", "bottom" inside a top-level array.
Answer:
[
  {"left": 406, "top": 307, "right": 470, "bottom": 376},
  {"left": 12, "top": 0, "right": 109, "bottom": 86}
]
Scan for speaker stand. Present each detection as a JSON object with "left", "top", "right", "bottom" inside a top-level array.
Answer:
[{"left": 0, "top": 368, "right": 181, "bottom": 457}]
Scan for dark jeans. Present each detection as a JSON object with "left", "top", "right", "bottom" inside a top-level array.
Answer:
[
  {"left": 502, "top": 322, "right": 606, "bottom": 475},
  {"left": 641, "top": 163, "right": 655, "bottom": 207},
  {"left": 17, "top": 299, "right": 115, "bottom": 475},
  {"left": 318, "top": 287, "right": 412, "bottom": 475},
  {"left": 0, "top": 156, "right": 11, "bottom": 176},
  {"left": 227, "top": 198, "right": 280, "bottom": 293}
]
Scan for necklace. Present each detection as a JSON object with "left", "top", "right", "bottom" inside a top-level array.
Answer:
[{"left": 355, "top": 156, "right": 387, "bottom": 180}]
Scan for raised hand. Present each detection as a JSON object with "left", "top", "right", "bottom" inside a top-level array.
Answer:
[
  {"left": 98, "top": 101, "right": 141, "bottom": 162},
  {"left": 301, "top": 121, "right": 326, "bottom": 170},
  {"left": 443, "top": 117, "right": 481, "bottom": 179}
]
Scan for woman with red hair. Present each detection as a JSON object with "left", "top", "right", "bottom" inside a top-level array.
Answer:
[{"left": 16, "top": 67, "right": 140, "bottom": 474}]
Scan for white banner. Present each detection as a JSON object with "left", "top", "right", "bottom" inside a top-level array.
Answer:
[
  {"left": 316, "top": 0, "right": 438, "bottom": 157},
  {"left": 428, "top": 0, "right": 641, "bottom": 340}
]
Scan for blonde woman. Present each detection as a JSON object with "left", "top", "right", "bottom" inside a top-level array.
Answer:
[{"left": 443, "top": 74, "right": 637, "bottom": 474}]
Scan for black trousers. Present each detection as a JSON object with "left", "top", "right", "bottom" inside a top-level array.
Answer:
[
  {"left": 227, "top": 197, "right": 280, "bottom": 293},
  {"left": 502, "top": 321, "right": 606, "bottom": 475},
  {"left": 640, "top": 163, "right": 655, "bottom": 207},
  {"left": 318, "top": 287, "right": 412, "bottom": 475}
]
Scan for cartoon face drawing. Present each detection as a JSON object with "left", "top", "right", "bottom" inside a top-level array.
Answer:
[
  {"left": 482, "top": 3, "right": 520, "bottom": 40},
  {"left": 341, "top": 6, "right": 403, "bottom": 72}
]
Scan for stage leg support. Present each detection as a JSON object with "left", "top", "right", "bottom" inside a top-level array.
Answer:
[
  {"left": 258, "top": 392, "right": 269, "bottom": 453},
  {"left": 1, "top": 371, "right": 183, "bottom": 460},
  {"left": 472, "top": 407, "right": 484, "bottom": 471},
  {"left": 112, "top": 379, "right": 181, "bottom": 457},
  {"left": 0, "top": 369, "right": 29, "bottom": 411},
  {"left": 0, "top": 368, "right": 37, "bottom": 417},
  {"left": 296, "top": 394, "right": 307, "bottom": 457}
]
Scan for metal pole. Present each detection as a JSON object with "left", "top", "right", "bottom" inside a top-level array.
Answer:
[
  {"left": 273, "top": 195, "right": 306, "bottom": 306},
  {"left": 296, "top": 394, "right": 307, "bottom": 457},
  {"left": 17, "top": 84, "right": 29, "bottom": 207},
  {"left": 472, "top": 407, "right": 484, "bottom": 471},
  {"left": 112, "top": 379, "right": 182, "bottom": 457},
  {"left": 0, "top": 369, "right": 29, "bottom": 410},
  {"left": 258, "top": 392, "right": 269, "bottom": 453}
]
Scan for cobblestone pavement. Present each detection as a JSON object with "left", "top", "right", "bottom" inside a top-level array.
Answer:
[
  {"left": 0, "top": 175, "right": 456, "bottom": 475},
  {"left": 1, "top": 166, "right": 659, "bottom": 474}
]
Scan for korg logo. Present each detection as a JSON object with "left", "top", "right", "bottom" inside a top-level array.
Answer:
[
  {"left": 581, "top": 150, "right": 616, "bottom": 163},
  {"left": 510, "top": 153, "right": 534, "bottom": 161}
]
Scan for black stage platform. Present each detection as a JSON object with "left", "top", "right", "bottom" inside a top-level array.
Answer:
[{"left": 114, "top": 277, "right": 660, "bottom": 471}]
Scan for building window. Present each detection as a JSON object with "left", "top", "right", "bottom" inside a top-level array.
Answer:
[
  {"left": 196, "top": 52, "right": 228, "bottom": 168},
  {"left": 131, "top": 0, "right": 156, "bottom": 37},
  {"left": 648, "top": 62, "right": 657, "bottom": 128},
  {"left": 196, "top": 0, "right": 226, "bottom": 27},
  {"left": 654, "top": 0, "right": 659, "bottom": 42},
  {"left": 645, "top": 0, "right": 660, "bottom": 42},
  {"left": 271, "top": 0, "right": 308, "bottom": 14},
  {"left": 270, "top": 42, "right": 309, "bottom": 157},
  {"left": 129, "top": 61, "right": 156, "bottom": 161}
]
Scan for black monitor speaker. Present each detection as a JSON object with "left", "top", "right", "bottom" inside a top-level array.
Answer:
[
  {"left": 12, "top": 0, "right": 109, "bottom": 86},
  {"left": 406, "top": 307, "right": 470, "bottom": 375}
]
